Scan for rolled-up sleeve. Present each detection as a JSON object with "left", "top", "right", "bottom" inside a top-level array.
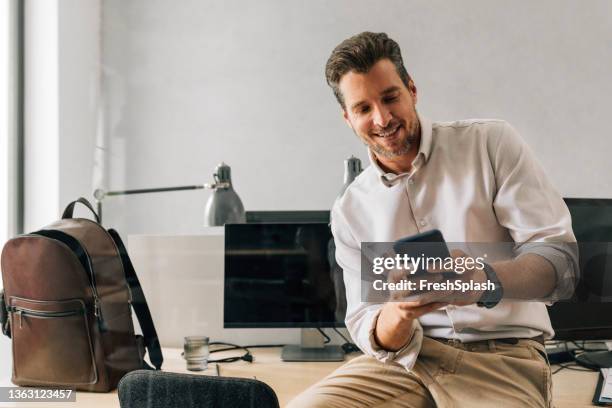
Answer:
[
  {"left": 490, "top": 122, "right": 579, "bottom": 301},
  {"left": 331, "top": 204, "right": 423, "bottom": 370}
]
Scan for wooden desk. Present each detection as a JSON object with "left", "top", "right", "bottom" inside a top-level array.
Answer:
[{"left": 0, "top": 348, "right": 601, "bottom": 407}]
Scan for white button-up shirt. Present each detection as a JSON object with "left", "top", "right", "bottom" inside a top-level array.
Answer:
[{"left": 331, "top": 115, "right": 578, "bottom": 370}]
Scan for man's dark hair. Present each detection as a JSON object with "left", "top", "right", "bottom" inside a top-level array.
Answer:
[{"left": 325, "top": 32, "right": 412, "bottom": 109}]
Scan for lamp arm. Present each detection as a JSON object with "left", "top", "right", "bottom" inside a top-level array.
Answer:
[
  {"left": 93, "top": 184, "right": 207, "bottom": 224},
  {"left": 103, "top": 184, "right": 205, "bottom": 197},
  {"left": 93, "top": 181, "right": 232, "bottom": 224}
]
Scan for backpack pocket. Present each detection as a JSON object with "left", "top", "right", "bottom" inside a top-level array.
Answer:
[{"left": 9, "top": 297, "right": 98, "bottom": 386}]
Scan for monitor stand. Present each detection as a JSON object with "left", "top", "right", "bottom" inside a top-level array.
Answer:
[{"left": 281, "top": 328, "right": 345, "bottom": 362}]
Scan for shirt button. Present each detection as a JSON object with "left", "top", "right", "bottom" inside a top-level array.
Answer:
[
  {"left": 408, "top": 179, "right": 415, "bottom": 185},
  {"left": 419, "top": 219, "right": 427, "bottom": 227}
]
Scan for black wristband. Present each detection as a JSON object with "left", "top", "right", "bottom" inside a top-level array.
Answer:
[{"left": 477, "top": 263, "right": 504, "bottom": 309}]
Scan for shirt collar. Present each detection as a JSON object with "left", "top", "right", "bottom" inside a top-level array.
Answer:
[{"left": 369, "top": 113, "right": 433, "bottom": 187}]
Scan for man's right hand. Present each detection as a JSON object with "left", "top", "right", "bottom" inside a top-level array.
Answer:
[
  {"left": 373, "top": 268, "right": 447, "bottom": 351},
  {"left": 374, "top": 300, "right": 446, "bottom": 351}
]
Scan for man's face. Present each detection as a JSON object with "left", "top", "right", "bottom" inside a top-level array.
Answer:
[{"left": 339, "top": 59, "right": 420, "bottom": 162}]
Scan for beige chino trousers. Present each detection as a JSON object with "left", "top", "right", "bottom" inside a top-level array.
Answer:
[{"left": 287, "top": 336, "right": 552, "bottom": 408}]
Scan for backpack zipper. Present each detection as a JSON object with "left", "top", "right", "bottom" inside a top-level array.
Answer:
[{"left": 8, "top": 306, "right": 83, "bottom": 329}]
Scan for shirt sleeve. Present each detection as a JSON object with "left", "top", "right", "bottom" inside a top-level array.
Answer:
[
  {"left": 331, "top": 203, "right": 423, "bottom": 370},
  {"left": 489, "top": 121, "right": 579, "bottom": 301}
]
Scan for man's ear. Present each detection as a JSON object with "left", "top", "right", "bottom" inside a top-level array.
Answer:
[
  {"left": 408, "top": 80, "right": 418, "bottom": 105},
  {"left": 342, "top": 109, "right": 353, "bottom": 129}
]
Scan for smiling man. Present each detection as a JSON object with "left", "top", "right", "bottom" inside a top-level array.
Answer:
[
  {"left": 287, "top": 32, "right": 578, "bottom": 407},
  {"left": 340, "top": 59, "right": 421, "bottom": 172}
]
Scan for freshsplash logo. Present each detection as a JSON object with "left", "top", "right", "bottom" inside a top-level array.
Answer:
[{"left": 371, "top": 277, "right": 496, "bottom": 293}]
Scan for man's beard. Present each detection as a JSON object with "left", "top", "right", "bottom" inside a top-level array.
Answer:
[{"left": 366, "top": 117, "right": 421, "bottom": 159}]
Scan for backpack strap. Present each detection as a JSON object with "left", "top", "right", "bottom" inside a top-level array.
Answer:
[
  {"left": 62, "top": 197, "right": 100, "bottom": 223},
  {"left": 107, "top": 229, "right": 163, "bottom": 370},
  {"left": 0, "top": 289, "right": 10, "bottom": 338}
]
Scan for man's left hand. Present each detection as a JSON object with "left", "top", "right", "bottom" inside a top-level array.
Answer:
[{"left": 424, "top": 249, "right": 488, "bottom": 306}]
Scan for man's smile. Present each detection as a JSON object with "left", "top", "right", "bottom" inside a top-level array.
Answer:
[{"left": 373, "top": 123, "right": 402, "bottom": 139}]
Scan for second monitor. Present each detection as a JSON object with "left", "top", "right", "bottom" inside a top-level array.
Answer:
[{"left": 224, "top": 222, "right": 347, "bottom": 361}]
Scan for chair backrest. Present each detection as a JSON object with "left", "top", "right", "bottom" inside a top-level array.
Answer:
[{"left": 118, "top": 370, "right": 280, "bottom": 408}]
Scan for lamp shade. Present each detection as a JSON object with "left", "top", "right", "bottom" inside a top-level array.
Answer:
[{"left": 204, "top": 163, "right": 246, "bottom": 226}]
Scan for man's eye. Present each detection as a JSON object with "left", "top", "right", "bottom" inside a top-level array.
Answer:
[
  {"left": 359, "top": 106, "right": 370, "bottom": 114},
  {"left": 384, "top": 96, "right": 398, "bottom": 103}
]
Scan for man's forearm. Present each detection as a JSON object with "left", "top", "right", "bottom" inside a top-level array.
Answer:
[
  {"left": 491, "top": 253, "right": 556, "bottom": 300},
  {"left": 373, "top": 310, "right": 414, "bottom": 352}
]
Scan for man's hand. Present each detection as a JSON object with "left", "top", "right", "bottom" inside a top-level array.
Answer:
[
  {"left": 373, "top": 249, "right": 491, "bottom": 352},
  {"left": 373, "top": 268, "right": 447, "bottom": 351},
  {"left": 425, "top": 249, "right": 488, "bottom": 306},
  {"left": 374, "top": 299, "right": 447, "bottom": 351},
  {"left": 383, "top": 249, "right": 488, "bottom": 307}
]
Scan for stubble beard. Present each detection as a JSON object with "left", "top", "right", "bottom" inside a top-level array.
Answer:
[{"left": 366, "top": 115, "right": 421, "bottom": 159}]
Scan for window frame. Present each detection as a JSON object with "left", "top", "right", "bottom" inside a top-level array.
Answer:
[{"left": 1, "top": 0, "right": 24, "bottom": 243}]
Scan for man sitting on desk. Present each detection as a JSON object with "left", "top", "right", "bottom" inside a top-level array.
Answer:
[{"left": 288, "top": 32, "right": 578, "bottom": 408}]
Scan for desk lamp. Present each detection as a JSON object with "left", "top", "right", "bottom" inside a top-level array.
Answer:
[
  {"left": 339, "top": 155, "right": 363, "bottom": 197},
  {"left": 93, "top": 163, "right": 245, "bottom": 226}
]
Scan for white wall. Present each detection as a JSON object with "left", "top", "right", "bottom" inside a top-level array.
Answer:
[
  {"left": 57, "top": 0, "right": 100, "bottom": 215},
  {"left": 99, "top": 0, "right": 612, "bottom": 235}
]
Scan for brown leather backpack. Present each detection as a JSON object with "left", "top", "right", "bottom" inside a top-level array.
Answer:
[{"left": 0, "top": 198, "right": 163, "bottom": 392}]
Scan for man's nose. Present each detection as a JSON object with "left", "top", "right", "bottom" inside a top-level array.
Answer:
[{"left": 372, "top": 105, "right": 392, "bottom": 128}]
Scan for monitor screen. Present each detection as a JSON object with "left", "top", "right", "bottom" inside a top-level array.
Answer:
[
  {"left": 224, "top": 223, "right": 346, "bottom": 328},
  {"left": 548, "top": 198, "right": 612, "bottom": 340}
]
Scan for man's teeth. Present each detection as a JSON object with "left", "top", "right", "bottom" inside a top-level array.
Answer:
[{"left": 377, "top": 126, "right": 399, "bottom": 137}]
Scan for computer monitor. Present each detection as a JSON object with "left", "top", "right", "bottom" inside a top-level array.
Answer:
[
  {"left": 547, "top": 198, "right": 612, "bottom": 368},
  {"left": 224, "top": 222, "right": 346, "bottom": 361}
]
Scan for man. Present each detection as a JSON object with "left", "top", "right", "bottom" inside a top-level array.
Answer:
[{"left": 288, "top": 32, "right": 578, "bottom": 407}]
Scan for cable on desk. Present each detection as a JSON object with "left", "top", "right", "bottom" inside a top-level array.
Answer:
[
  {"left": 209, "top": 341, "right": 253, "bottom": 364},
  {"left": 332, "top": 327, "right": 351, "bottom": 343},
  {"left": 549, "top": 341, "right": 600, "bottom": 375},
  {"left": 571, "top": 340, "right": 609, "bottom": 352},
  {"left": 208, "top": 342, "right": 289, "bottom": 364},
  {"left": 317, "top": 327, "right": 331, "bottom": 344},
  {"left": 552, "top": 363, "right": 595, "bottom": 375},
  {"left": 207, "top": 329, "right": 363, "bottom": 365},
  {"left": 332, "top": 327, "right": 361, "bottom": 354},
  {"left": 210, "top": 343, "right": 285, "bottom": 353}
]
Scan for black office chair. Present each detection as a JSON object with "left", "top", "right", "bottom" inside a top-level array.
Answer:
[{"left": 117, "top": 370, "right": 280, "bottom": 408}]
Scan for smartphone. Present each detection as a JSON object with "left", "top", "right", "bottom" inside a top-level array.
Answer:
[{"left": 393, "top": 229, "right": 452, "bottom": 277}]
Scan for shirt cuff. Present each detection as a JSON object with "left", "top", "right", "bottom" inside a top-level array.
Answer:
[
  {"left": 516, "top": 242, "right": 579, "bottom": 302},
  {"left": 368, "top": 309, "right": 423, "bottom": 371}
]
